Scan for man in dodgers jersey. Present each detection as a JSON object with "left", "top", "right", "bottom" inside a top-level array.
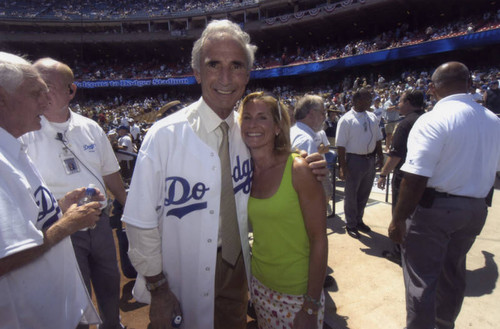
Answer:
[{"left": 123, "top": 20, "right": 255, "bottom": 329}]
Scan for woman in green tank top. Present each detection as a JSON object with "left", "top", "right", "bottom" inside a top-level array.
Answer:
[{"left": 239, "top": 92, "right": 328, "bottom": 329}]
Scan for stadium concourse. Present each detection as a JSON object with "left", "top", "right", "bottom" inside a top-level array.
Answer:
[{"left": 109, "top": 176, "right": 500, "bottom": 329}]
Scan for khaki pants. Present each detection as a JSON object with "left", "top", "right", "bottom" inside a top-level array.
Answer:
[{"left": 214, "top": 250, "right": 248, "bottom": 329}]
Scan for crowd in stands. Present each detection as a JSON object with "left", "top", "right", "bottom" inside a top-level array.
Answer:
[
  {"left": 64, "top": 8, "right": 500, "bottom": 81},
  {"left": 255, "top": 10, "right": 499, "bottom": 69},
  {"left": 111, "top": 0, "right": 255, "bottom": 19},
  {"left": 4, "top": 2, "right": 497, "bottom": 143},
  {"left": 73, "top": 56, "right": 192, "bottom": 81},
  {"left": 73, "top": 64, "right": 499, "bottom": 148},
  {"left": 0, "top": 0, "right": 257, "bottom": 19}
]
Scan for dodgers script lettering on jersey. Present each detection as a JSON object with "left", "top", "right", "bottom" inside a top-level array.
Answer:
[
  {"left": 164, "top": 177, "right": 209, "bottom": 219},
  {"left": 164, "top": 156, "right": 252, "bottom": 219},
  {"left": 83, "top": 143, "right": 96, "bottom": 152},
  {"left": 35, "top": 185, "right": 61, "bottom": 230},
  {"left": 233, "top": 156, "right": 252, "bottom": 194}
]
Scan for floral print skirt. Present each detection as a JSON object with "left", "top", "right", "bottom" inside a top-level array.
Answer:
[{"left": 251, "top": 276, "right": 325, "bottom": 329}]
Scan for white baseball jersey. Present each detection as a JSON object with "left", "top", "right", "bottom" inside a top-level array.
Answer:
[{"left": 122, "top": 98, "right": 252, "bottom": 329}]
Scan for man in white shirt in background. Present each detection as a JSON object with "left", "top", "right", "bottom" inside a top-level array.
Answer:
[
  {"left": 336, "top": 87, "right": 384, "bottom": 239},
  {"left": 20, "top": 57, "right": 127, "bottom": 329},
  {"left": 116, "top": 125, "right": 136, "bottom": 182},
  {"left": 389, "top": 62, "right": 500, "bottom": 329},
  {"left": 290, "top": 95, "right": 333, "bottom": 215},
  {"left": 291, "top": 94, "right": 326, "bottom": 154}
]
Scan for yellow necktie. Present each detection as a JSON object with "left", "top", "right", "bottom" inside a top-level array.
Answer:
[{"left": 218, "top": 121, "right": 241, "bottom": 265}]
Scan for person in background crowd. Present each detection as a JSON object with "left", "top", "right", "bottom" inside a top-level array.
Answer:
[
  {"left": 128, "top": 117, "right": 141, "bottom": 142},
  {"left": 333, "top": 95, "right": 346, "bottom": 114},
  {"left": 291, "top": 95, "right": 334, "bottom": 217},
  {"left": 323, "top": 106, "right": 339, "bottom": 147},
  {"left": 20, "top": 57, "right": 127, "bottom": 329},
  {"left": 470, "top": 84, "right": 484, "bottom": 104},
  {"left": 377, "top": 89, "right": 425, "bottom": 265},
  {"left": 116, "top": 125, "right": 136, "bottom": 182},
  {"left": 370, "top": 95, "right": 383, "bottom": 121},
  {"left": 484, "top": 80, "right": 500, "bottom": 114},
  {"left": 0, "top": 51, "right": 102, "bottom": 329},
  {"left": 336, "top": 87, "right": 384, "bottom": 239},
  {"left": 389, "top": 61, "right": 500, "bottom": 329},
  {"left": 290, "top": 95, "right": 326, "bottom": 155},
  {"left": 382, "top": 91, "right": 400, "bottom": 151},
  {"left": 370, "top": 95, "right": 385, "bottom": 144},
  {"left": 377, "top": 74, "right": 386, "bottom": 88},
  {"left": 377, "top": 89, "right": 425, "bottom": 205},
  {"left": 239, "top": 92, "right": 327, "bottom": 329}
]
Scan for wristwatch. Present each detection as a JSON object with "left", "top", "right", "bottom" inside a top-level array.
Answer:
[
  {"left": 145, "top": 276, "right": 167, "bottom": 291},
  {"left": 302, "top": 305, "right": 318, "bottom": 315}
]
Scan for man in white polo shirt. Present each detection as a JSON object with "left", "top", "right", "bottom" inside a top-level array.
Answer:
[
  {"left": 20, "top": 58, "right": 127, "bottom": 329},
  {"left": 336, "top": 87, "right": 384, "bottom": 239},
  {"left": 389, "top": 62, "right": 500, "bottom": 329}
]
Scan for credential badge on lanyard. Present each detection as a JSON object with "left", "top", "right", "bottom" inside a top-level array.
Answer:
[{"left": 59, "top": 142, "right": 81, "bottom": 175}]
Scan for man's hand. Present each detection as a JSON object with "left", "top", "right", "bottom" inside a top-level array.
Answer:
[
  {"left": 377, "top": 176, "right": 386, "bottom": 189},
  {"left": 389, "top": 173, "right": 428, "bottom": 245},
  {"left": 43, "top": 201, "right": 102, "bottom": 250},
  {"left": 58, "top": 187, "right": 105, "bottom": 213},
  {"left": 339, "top": 167, "right": 348, "bottom": 180},
  {"left": 149, "top": 286, "right": 182, "bottom": 329},
  {"left": 301, "top": 152, "right": 328, "bottom": 181},
  {"left": 61, "top": 202, "right": 102, "bottom": 233},
  {"left": 388, "top": 219, "right": 406, "bottom": 244}
]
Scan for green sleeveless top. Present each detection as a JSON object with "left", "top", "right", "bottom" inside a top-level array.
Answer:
[{"left": 248, "top": 153, "right": 309, "bottom": 295}]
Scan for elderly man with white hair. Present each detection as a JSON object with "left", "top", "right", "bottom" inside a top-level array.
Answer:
[{"left": 0, "top": 52, "right": 102, "bottom": 329}]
